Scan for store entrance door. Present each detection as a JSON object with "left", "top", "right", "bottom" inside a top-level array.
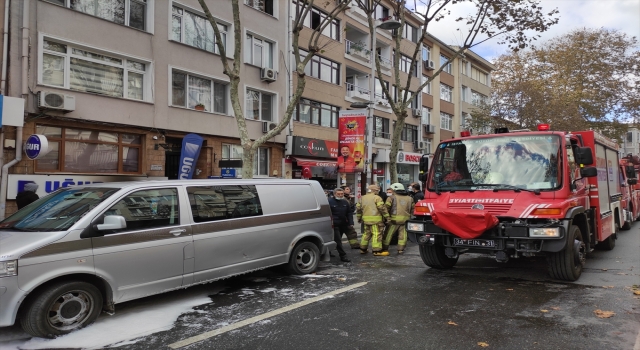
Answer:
[{"left": 164, "top": 138, "right": 182, "bottom": 179}]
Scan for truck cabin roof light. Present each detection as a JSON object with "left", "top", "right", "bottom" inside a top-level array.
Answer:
[
  {"left": 537, "top": 124, "right": 551, "bottom": 131},
  {"left": 460, "top": 130, "right": 471, "bottom": 137}
]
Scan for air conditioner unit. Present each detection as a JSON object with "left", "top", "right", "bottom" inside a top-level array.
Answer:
[
  {"left": 423, "top": 124, "right": 436, "bottom": 134},
  {"left": 423, "top": 60, "right": 435, "bottom": 70},
  {"left": 260, "top": 68, "right": 277, "bottom": 82},
  {"left": 412, "top": 108, "right": 422, "bottom": 118},
  {"left": 418, "top": 141, "right": 425, "bottom": 149},
  {"left": 37, "top": 91, "right": 76, "bottom": 112},
  {"left": 262, "top": 121, "right": 277, "bottom": 133}
]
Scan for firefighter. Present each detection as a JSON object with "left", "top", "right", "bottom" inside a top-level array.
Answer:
[
  {"left": 382, "top": 183, "right": 415, "bottom": 254},
  {"left": 356, "top": 184, "right": 390, "bottom": 256}
]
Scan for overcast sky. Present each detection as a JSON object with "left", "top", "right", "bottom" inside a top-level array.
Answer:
[{"left": 418, "top": 0, "right": 640, "bottom": 62}]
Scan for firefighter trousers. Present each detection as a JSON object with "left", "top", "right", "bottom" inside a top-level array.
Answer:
[
  {"left": 383, "top": 223, "right": 407, "bottom": 252},
  {"left": 360, "top": 223, "right": 385, "bottom": 252}
]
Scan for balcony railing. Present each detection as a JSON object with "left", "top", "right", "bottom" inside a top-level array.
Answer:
[
  {"left": 378, "top": 55, "right": 392, "bottom": 69},
  {"left": 346, "top": 82, "right": 370, "bottom": 100},
  {"left": 345, "top": 39, "right": 371, "bottom": 61}
]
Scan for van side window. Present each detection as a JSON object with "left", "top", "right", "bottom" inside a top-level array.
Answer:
[
  {"left": 104, "top": 188, "right": 180, "bottom": 231},
  {"left": 187, "top": 185, "right": 263, "bottom": 222}
]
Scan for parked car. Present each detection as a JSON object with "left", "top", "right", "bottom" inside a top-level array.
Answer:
[{"left": 0, "top": 179, "right": 334, "bottom": 338}]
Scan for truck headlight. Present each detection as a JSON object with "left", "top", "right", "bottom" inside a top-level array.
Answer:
[
  {"left": 529, "top": 228, "right": 560, "bottom": 237},
  {"left": 0, "top": 260, "right": 17, "bottom": 277},
  {"left": 407, "top": 223, "right": 424, "bottom": 231}
]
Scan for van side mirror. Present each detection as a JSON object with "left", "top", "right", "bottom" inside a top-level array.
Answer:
[
  {"left": 580, "top": 167, "right": 597, "bottom": 178},
  {"left": 574, "top": 147, "right": 594, "bottom": 165},
  {"left": 628, "top": 178, "right": 638, "bottom": 185},
  {"left": 97, "top": 215, "right": 127, "bottom": 231}
]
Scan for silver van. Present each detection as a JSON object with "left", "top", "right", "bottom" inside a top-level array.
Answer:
[{"left": 0, "top": 179, "right": 334, "bottom": 338}]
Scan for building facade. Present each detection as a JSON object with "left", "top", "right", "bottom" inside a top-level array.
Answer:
[
  {"left": 1, "top": 0, "right": 288, "bottom": 216},
  {"left": 621, "top": 127, "right": 640, "bottom": 157}
]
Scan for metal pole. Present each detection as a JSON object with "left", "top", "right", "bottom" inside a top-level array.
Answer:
[{"left": 367, "top": 20, "right": 377, "bottom": 189}]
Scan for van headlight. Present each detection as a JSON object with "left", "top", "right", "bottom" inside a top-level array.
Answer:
[
  {"left": 529, "top": 228, "right": 560, "bottom": 237},
  {"left": 407, "top": 223, "right": 424, "bottom": 231},
  {"left": 0, "top": 260, "right": 17, "bottom": 277}
]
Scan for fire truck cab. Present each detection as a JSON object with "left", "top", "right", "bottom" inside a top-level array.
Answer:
[{"left": 407, "top": 127, "right": 620, "bottom": 281}]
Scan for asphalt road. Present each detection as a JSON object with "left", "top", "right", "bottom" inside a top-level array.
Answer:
[{"left": 2, "top": 224, "right": 639, "bottom": 349}]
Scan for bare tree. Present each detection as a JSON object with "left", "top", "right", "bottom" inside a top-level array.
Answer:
[
  {"left": 353, "top": 0, "right": 559, "bottom": 183},
  {"left": 197, "top": 0, "right": 351, "bottom": 178}
]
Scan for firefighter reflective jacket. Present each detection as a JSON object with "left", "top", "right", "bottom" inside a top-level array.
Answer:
[
  {"left": 385, "top": 194, "right": 414, "bottom": 224},
  {"left": 356, "top": 193, "right": 390, "bottom": 224}
]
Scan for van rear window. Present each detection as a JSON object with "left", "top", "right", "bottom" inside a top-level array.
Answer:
[{"left": 187, "top": 185, "right": 263, "bottom": 223}]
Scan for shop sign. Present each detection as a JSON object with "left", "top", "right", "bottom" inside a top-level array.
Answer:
[
  {"left": 291, "top": 136, "right": 338, "bottom": 158},
  {"left": 24, "top": 134, "right": 49, "bottom": 160},
  {"left": 338, "top": 110, "right": 367, "bottom": 173},
  {"left": 221, "top": 169, "right": 236, "bottom": 178},
  {"left": 397, "top": 151, "right": 423, "bottom": 164},
  {"left": 372, "top": 169, "right": 384, "bottom": 175},
  {"left": 7, "top": 174, "right": 168, "bottom": 200},
  {"left": 178, "top": 133, "right": 204, "bottom": 179},
  {"left": 150, "top": 164, "right": 163, "bottom": 171}
]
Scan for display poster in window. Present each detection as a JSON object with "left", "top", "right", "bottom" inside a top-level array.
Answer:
[{"left": 337, "top": 110, "right": 366, "bottom": 173}]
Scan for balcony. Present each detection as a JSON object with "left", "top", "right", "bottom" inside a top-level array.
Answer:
[
  {"left": 378, "top": 55, "right": 392, "bottom": 70},
  {"left": 346, "top": 82, "right": 370, "bottom": 100},
  {"left": 374, "top": 131, "right": 392, "bottom": 145},
  {"left": 374, "top": 92, "right": 390, "bottom": 108},
  {"left": 345, "top": 39, "right": 371, "bottom": 63}
]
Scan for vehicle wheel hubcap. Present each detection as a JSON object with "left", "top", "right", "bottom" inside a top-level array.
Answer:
[
  {"left": 296, "top": 248, "right": 316, "bottom": 271},
  {"left": 48, "top": 290, "right": 94, "bottom": 331},
  {"left": 573, "top": 239, "right": 586, "bottom": 267}
]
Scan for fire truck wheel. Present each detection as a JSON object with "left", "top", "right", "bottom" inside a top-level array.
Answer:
[
  {"left": 547, "top": 226, "right": 585, "bottom": 281},
  {"left": 596, "top": 223, "right": 617, "bottom": 251},
  {"left": 419, "top": 244, "right": 458, "bottom": 269},
  {"left": 621, "top": 211, "right": 631, "bottom": 230}
]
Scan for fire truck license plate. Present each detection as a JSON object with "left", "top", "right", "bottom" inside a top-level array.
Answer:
[{"left": 454, "top": 238, "right": 495, "bottom": 247}]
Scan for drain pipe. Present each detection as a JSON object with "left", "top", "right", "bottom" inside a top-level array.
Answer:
[
  {"left": 1, "top": 0, "right": 10, "bottom": 94},
  {"left": 0, "top": 0, "right": 27, "bottom": 219}
]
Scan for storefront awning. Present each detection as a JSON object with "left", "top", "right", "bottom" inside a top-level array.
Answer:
[{"left": 292, "top": 157, "right": 337, "bottom": 167}]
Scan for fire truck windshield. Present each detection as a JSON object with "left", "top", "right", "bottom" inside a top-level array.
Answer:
[{"left": 429, "top": 134, "right": 562, "bottom": 192}]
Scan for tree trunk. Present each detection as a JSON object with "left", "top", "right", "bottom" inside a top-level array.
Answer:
[
  {"left": 241, "top": 144, "right": 255, "bottom": 179},
  {"left": 389, "top": 109, "right": 408, "bottom": 184}
]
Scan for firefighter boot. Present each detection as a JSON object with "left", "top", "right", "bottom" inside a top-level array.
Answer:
[{"left": 373, "top": 251, "right": 390, "bottom": 257}]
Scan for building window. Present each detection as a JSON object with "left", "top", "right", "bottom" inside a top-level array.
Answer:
[
  {"left": 396, "top": 51, "right": 418, "bottom": 76},
  {"left": 245, "top": 0, "right": 274, "bottom": 16},
  {"left": 421, "top": 107, "right": 431, "bottom": 125},
  {"left": 402, "top": 22, "right": 418, "bottom": 43},
  {"left": 374, "top": 78, "right": 389, "bottom": 100},
  {"left": 295, "top": 98, "right": 339, "bottom": 128},
  {"left": 424, "top": 140, "right": 431, "bottom": 154},
  {"left": 471, "top": 90, "right": 488, "bottom": 106},
  {"left": 245, "top": 33, "right": 274, "bottom": 68},
  {"left": 461, "top": 112, "right": 470, "bottom": 129},
  {"left": 34, "top": 125, "right": 142, "bottom": 174},
  {"left": 172, "top": 5, "right": 227, "bottom": 55},
  {"left": 409, "top": 91, "right": 418, "bottom": 109},
  {"left": 422, "top": 47, "right": 431, "bottom": 61},
  {"left": 246, "top": 89, "right": 273, "bottom": 121},
  {"left": 440, "top": 83, "right": 453, "bottom": 103},
  {"left": 461, "top": 60, "right": 468, "bottom": 75},
  {"left": 401, "top": 124, "right": 418, "bottom": 142},
  {"left": 471, "top": 66, "right": 488, "bottom": 85},
  {"left": 222, "top": 144, "right": 270, "bottom": 176},
  {"left": 440, "top": 112, "right": 453, "bottom": 131},
  {"left": 422, "top": 75, "right": 431, "bottom": 94},
  {"left": 41, "top": 38, "right": 149, "bottom": 101},
  {"left": 374, "top": 116, "right": 390, "bottom": 139},
  {"left": 171, "top": 69, "right": 227, "bottom": 113},
  {"left": 440, "top": 54, "right": 452, "bottom": 74},
  {"left": 627, "top": 132, "right": 633, "bottom": 143},
  {"left": 461, "top": 86, "right": 468, "bottom": 102},
  {"left": 300, "top": 50, "right": 340, "bottom": 85},
  {"left": 293, "top": 3, "right": 340, "bottom": 41},
  {"left": 375, "top": 5, "right": 389, "bottom": 19},
  {"left": 48, "top": 0, "right": 148, "bottom": 31}
]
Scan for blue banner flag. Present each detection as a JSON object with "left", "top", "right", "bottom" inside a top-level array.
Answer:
[{"left": 178, "top": 133, "right": 204, "bottom": 179}]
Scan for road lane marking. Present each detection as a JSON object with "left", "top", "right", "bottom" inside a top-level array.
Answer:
[{"left": 167, "top": 281, "right": 368, "bottom": 349}]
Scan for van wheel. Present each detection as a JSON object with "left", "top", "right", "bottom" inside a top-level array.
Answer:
[
  {"left": 596, "top": 223, "right": 617, "bottom": 251},
  {"left": 419, "top": 244, "right": 458, "bottom": 269},
  {"left": 20, "top": 281, "right": 102, "bottom": 338},
  {"left": 287, "top": 242, "right": 320, "bottom": 275},
  {"left": 547, "top": 226, "right": 585, "bottom": 281}
]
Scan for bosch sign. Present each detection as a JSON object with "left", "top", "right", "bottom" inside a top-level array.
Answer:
[
  {"left": 397, "top": 152, "right": 422, "bottom": 164},
  {"left": 24, "top": 134, "right": 49, "bottom": 160}
]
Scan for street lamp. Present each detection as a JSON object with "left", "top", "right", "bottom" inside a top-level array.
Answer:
[{"left": 350, "top": 18, "right": 402, "bottom": 195}]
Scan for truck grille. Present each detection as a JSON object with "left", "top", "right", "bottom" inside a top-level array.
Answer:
[{"left": 447, "top": 203, "right": 512, "bottom": 215}]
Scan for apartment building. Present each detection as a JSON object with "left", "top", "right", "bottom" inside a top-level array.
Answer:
[
  {"left": 287, "top": 1, "right": 429, "bottom": 190},
  {"left": 1, "top": 0, "right": 288, "bottom": 214},
  {"left": 454, "top": 46, "right": 494, "bottom": 135},
  {"left": 621, "top": 127, "right": 640, "bottom": 157}
]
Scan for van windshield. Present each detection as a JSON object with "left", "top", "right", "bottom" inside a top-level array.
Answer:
[{"left": 0, "top": 187, "right": 119, "bottom": 232}]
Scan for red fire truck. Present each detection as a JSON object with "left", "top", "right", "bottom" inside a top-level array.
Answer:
[
  {"left": 407, "top": 126, "right": 621, "bottom": 281},
  {"left": 619, "top": 157, "right": 640, "bottom": 229}
]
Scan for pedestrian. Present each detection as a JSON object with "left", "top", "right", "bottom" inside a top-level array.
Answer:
[
  {"left": 328, "top": 188, "right": 352, "bottom": 262},
  {"left": 340, "top": 186, "right": 360, "bottom": 249},
  {"left": 16, "top": 182, "right": 40, "bottom": 210},
  {"left": 356, "top": 184, "right": 390, "bottom": 256},
  {"left": 376, "top": 183, "right": 388, "bottom": 203},
  {"left": 382, "top": 183, "right": 415, "bottom": 255},
  {"left": 411, "top": 183, "right": 424, "bottom": 203},
  {"left": 386, "top": 188, "right": 393, "bottom": 197}
]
